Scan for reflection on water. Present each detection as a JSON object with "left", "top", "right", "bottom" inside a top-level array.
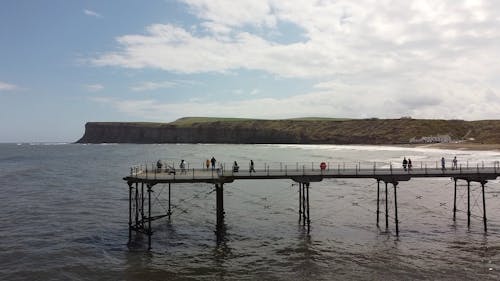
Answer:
[{"left": 0, "top": 143, "right": 499, "bottom": 280}]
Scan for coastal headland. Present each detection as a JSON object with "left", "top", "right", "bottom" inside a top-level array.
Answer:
[{"left": 77, "top": 117, "right": 500, "bottom": 148}]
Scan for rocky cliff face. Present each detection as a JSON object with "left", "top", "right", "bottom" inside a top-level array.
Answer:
[
  {"left": 77, "top": 122, "right": 301, "bottom": 144},
  {"left": 76, "top": 119, "right": 500, "bottom": 144}
]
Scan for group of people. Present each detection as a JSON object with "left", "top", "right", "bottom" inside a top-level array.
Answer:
[
  {"left": 203, "top": 157, "right": 256, "bottom": 173},
  {"left": 161, "top": 156, "right": 463, "bottom": 175},
  {"left": 233, "top": 160, "right": 256, "bottom": 173},
  {"left": 441, "top": 156, "right": 459, "bottom": 170},
  {"left": 402, "top": 156, "right": 459, "bottom": 171},
  {"left": 205, "top": 157, "right": 217, "bottom": 170},
  {"left": 402, "top": 157, "right": 413, "bottom": 171}
]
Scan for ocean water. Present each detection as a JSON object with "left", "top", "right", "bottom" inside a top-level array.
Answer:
[{"left": 1, "top": 143, "right": 500, "bottom": 280}]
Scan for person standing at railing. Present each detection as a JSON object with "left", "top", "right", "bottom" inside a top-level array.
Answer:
[
  {"left": 233, "top": 161, "right": 239, "bottom": 172},
  {"left": 205, "top": 159, "right": 210, "bottom": 170},
  {"left": 441, "top": 157, "right": 446, "bottom": 170},
  {"left": 452, "top": 156, "right": 458, "bottom": 170},
  {"left": 211, "top": 157, "right": 216, "bottom": 170},
  {"left": 180, "top": 159, "right": 186, "bottom": 174},
  {"left": 250, "top": 160, "right": 256, "bottom": 173},
  {"left": 407, "top": 158, "right": 412, "bottom": 171},
  {"left": 156, "top": 160, "right": 163, "bottom": 172},
  {"left": 402, "top": 157, "right": 408, "bottom": 171}
]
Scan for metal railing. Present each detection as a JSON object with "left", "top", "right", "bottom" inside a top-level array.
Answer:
[{"left": 129, "top": 160, "right": 500, "bottom": 180}]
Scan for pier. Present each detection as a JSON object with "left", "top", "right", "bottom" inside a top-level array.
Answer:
[{"left": 124, "top": 161, "right": 500, "bottom": 249}]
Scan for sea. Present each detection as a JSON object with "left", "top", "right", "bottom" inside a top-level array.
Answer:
[{"left": 1, "top": 143, "right": 500, "bottom": 280}]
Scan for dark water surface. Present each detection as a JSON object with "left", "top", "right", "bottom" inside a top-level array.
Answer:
[{"left": 1, "top": 143, "right": 500, "bottom": 280}]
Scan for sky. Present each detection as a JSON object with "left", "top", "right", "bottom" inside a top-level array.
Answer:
[{"left": 1, "top": 0, "right": 500, "bottom": 142}]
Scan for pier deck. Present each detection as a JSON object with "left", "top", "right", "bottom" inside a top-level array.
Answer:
[{"left": 124, "top": 166, "right": 500, "bottom": 184}]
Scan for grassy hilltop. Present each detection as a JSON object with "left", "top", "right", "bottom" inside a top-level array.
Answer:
[{"left": 169, "top": 117, "right": 500, "bottom": 144}]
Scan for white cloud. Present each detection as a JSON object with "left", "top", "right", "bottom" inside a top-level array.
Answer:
[
  {"left": 84, "top": 9, "right": 102, "bottom": 18},
  {"left": 85, "top": 84, "right": 104, "bottom": 92},
  {"left": 89, "top": 0, "right": 500, "bottom": 120},
  {"left": 184, "top": 0, "right": 276, "bottom": 29},
  {"left": 131, "top": 81, "right": 177, "bottom": 91},
  {"left": 90, "top": 83, "right": 500, "bottom": 121},
  {"left": 0, "top": 81, "right": 18, "bottom": 91}
]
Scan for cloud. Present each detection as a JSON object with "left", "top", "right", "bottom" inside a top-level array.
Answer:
[
  {"left": 89, "top": 0, "right": 500, "bottom": 120},
  {"left": 397, "top": 95, "right": 442, "bottom": 109},
  {"left": 131, "top": 81, "right": 177, "bottom": 91},
  {"left": 184, "top": 0, "right": 276, "bottom": 29},
  {"left": 84, "top": 9, "right": 102, "bottom": 18},
  {"left": 0, "top": 81, "right": 18, "bottom": 91},
  {"left": 91, "top": 1, "right": 500, "bottom": 78},
  {"left": 85, "top": 84, "right": 104, "bottom": 92},
  {"left": 90, "top": 83, "right": 500, "bottom": 121}
]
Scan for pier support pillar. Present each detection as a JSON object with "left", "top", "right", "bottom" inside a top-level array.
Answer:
[
  {"left": 147, "top": 184, "right": 152, "bottom": 250},
  {"left": 141, "top": 183, "right": 145, "bottom": 226},
  {"left": 453, "top": 178, "right": 457, "bottom": 221},
  {"left": 467, "top": 180, "right": 471, "bottom": 228},
  {"left": 135, "top": 182, "right": 139, "bottom": 226},
  {"left": 482, "top": 181, "right": 487, "bottom": 232},
  {"left": 393, "top": 182, "right": 399, "bottom": 236},
  {"left": 306, "top": 182, "right": 310, "bottom": 232},
  {"left": 299, "top": 182, "right": 302, "bottom": 222},
  {"left": 216, "top": 183, "right": 225, "bottom": 234},
  {"left": 385, "top": 181, "right": 389, "bottom": 230},
  {"left": 167, "top": 183, "right": 172, "bottom": 217},
  {"left": 302, "top": 182, "right": 307, "bottom": 224},
  {"left": 128, "top": 182, "right": 133, "bottom": 242},
  {"left": 376, "top": 180, "right": 380, "bottom": 227}
]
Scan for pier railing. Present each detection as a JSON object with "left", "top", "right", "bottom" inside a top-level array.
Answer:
[{"left": 129, "top": 160, "right": 500, "bottom": 180}]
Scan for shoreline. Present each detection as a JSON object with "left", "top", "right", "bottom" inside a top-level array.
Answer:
[
  {"left": 7, "top": 142, "right": 500, "bottom": 151},
  {"left": 413, "top": 143, "right": 500, "bottom": 151}
]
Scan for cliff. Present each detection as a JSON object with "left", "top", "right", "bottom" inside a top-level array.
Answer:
[{"left": 76, "top": 118, "right": 500, "bottom": 144}]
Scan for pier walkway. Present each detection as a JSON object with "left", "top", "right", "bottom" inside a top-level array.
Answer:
[{"left": 124, "top": 161, "right": 500, "bottom": 249}]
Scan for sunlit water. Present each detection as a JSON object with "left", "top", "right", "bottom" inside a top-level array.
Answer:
[{"left": 1, "top": 143, "right": 500, "bottom": 280}]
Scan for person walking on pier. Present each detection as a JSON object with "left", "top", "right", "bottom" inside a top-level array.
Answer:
[
  {"left": 250, "top": 160, "right": 256, "bottom": 173},
  {"left": 211, "top": 157, "right": 216, "bottom": 170},
  {"left": 452, "top": 156, "right": 458, "bottom": 170},
  {"left": 408, "top": 158, "right": 412, "bottom": 171},
  {"left": 441, "top": 157, "right": 446, "bottom": 170},
  {"left": 233, "top": 161, "right": 239, "bottom": 172},
  {"left": 402, "top": 157, "right": 408, "bottom": 171},
  {"left": 205, "top": 159, "right": 210, "bottom": 170}
]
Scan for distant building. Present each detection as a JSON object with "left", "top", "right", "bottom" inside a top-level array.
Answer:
[{"left": 409, "top": 135, "right": 452, "bottom": 144}]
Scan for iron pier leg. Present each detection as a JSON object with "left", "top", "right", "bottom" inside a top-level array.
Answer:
[
  {"left": 302, "top": 182, "right": 307, "bottom": 224},
  {"left": 306, "top": 183, "right": 311, "bottom": 232},
  {"left": 141, "top": 183, "right": 144, "bottom": 226},
  {"left": 376, "top": 180, "right": 380, "bottom": 227},
  {"left": 299, "top": 182, "right": 302, "bottom": 222},
  {"left": 147, "top": 184, "right": 152, "bottom": 250},
  {"left": 453, "top": 178, "right": 457, "bottom": 221},
  {"left": 393, "top": 182, "right": 399, "bottom": 236},
  {"left": 128, "top": 182, "right": 133, "bottom": 242},
  {"left": 135, "top": 182, "right": 139, "bottom": 226},
  {"left": 216, "top": 184, "right": 220, "bottom": 229},
  {"left": 385, "top": 181, "right": 389, "bottom": 230},
  {"left": 482, "top": 181, "right": 487, "bottom": 232},
  {"left": 467, "top": 180, "right": 471, "bottom": 228},
  {"left": 221, "top": 183, "right": 224, "bottom": 220},
  {"left": 167, "top": 182, "right": 172, "bottom": 217},
  {"left": 216, "top": 184, "right": 225, "bottom": 234}
]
